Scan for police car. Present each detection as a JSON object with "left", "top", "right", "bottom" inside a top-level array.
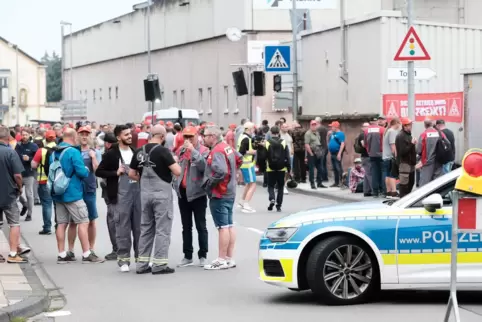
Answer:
[{"left": 259, "top": 167, "right": 482, "bottom": 305}]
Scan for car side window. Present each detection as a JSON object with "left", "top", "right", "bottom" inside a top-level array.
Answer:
[{"left": 410, "top": 180, "right": 456, "bottom": 208}]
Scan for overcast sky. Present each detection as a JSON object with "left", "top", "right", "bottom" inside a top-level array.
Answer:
[{"left": 0, "top": 0, "right": 140, "bottom": 60}]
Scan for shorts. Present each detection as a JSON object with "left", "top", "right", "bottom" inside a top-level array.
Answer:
[
  {"left": 209, "top": 198, "right": 234, "bottom": 229},
  {"left": 55, "top": 200, "right": 89, "bottom": 225},
  {"left": 241, "top": 166, "right": 256, "bottom": 184},
  {"left": 83, "top": 192, "right": 99, "bottom": 221},
  {"left": 383, "top": 159, "right": 396, "bottom": 179},
  {"left": 0, "top": 200, "right": 20, "bottom": 227}
]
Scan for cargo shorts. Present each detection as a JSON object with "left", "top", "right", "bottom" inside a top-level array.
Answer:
[
  {"left": 55, "top": 200, "right": 89, "bottom": 225},
  {"left": 0, "top": 200, "right": 20, "bottom": 227}
]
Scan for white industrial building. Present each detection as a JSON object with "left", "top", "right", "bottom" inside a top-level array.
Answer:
[{"left": 64, "top": 0, "right": 482, "bottom": 129}]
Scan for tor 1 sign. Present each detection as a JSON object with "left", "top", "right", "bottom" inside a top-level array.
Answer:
[{"left": 387, "top": 67, "right": 436, "bottom": 80}]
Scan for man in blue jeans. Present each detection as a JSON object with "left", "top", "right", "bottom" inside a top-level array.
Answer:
[
  {"left": 328, "top": 121, "right": 345, "bottom": 187},
  {"left": 31, "top": 130, "right": 57, "bottom": 235}
]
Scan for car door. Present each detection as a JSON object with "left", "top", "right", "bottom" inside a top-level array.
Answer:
[{"left": 397, "top": 179, "right": 482, "bottom": 284}]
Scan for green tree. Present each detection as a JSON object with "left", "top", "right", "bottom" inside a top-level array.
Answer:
[{"left": 41, "top": 51, "right": 62, "bottom": 102}]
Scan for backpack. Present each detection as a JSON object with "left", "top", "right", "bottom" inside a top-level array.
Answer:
[
  {"left": 435, "top": 130, "right": 453, "bottom": 164},
  {"left": 354, "top": 136, "right": 365, "bottom": 154},
  {"left": 40, "top": 147, "right": 55, "bottom": 178},
  {"left": 46, "top": 147, "right": 73, "bottom": 196},
  {"left": 267, "top": 139, "right": 286, "bottom": 171}
]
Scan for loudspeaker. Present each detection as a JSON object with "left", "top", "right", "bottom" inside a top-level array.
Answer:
[
  {"left": 144, "top": 78, "right": 161, "bottom": 102},
  {"left": 232, "top": 69, "right": 248, "bottom": 96},
  {"left": 252, "top": 71, "right": 265, "bottom": 96}
]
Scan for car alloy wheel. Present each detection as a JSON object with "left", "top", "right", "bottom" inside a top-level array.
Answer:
[{"left": 323, "top": 244, "right": 372, "bottom": 300}]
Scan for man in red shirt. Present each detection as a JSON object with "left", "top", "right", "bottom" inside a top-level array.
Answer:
[{"left": 137, "top": 124, "right": 151, "bottom": 148}]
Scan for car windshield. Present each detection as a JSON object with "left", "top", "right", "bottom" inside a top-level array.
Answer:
[{"left": 389, "top": 168, "right": 462, "bottom": 208}]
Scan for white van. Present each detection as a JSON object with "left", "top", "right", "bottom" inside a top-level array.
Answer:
[{"left": 142, "top": 108, "right": 200, "bottom": 127}]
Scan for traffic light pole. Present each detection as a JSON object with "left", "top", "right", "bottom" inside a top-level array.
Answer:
[
  {"left": 407, "top": 0, "right": 415, "bottom": 120},
  {"left": 15, "top": 45, "right": 19, "bottom": 125},
  {"left": 291, "top": 0, "right": 299, "bottom": 121}
]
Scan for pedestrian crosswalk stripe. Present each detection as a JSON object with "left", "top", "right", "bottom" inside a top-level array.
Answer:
[{"left": 267, "top": 49, "right": 289, "bottom": 69}]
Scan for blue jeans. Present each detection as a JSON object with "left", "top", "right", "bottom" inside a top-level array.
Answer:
[
  {"left": 443, "top": 162, "right": 454, "bottom": 174},
  {"left": 209, "top": 198, "right": 234, "bottom": 229},
  {"left": 321, "top": 150, "right": 329, "bottom": 181},
  {"left": 38, "top": 184, "right": 53, "bottom": 232},
  {"left": 370, "top": 157, "right": 384, "bottom": 195},
  {"left": 330, "top": 153, "right": 343, "bottom": 185},
  {"left": 308, "top": 155, "right": 323, "bottom": 184}
]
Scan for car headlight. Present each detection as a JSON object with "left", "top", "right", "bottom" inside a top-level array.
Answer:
[{"left": 265, "top": 227, "right": 298, "bottom": 243}]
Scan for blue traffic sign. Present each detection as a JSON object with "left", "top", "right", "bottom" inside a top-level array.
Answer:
[{"left": 264, "top": 45, "right": 291, "bottom": 72}]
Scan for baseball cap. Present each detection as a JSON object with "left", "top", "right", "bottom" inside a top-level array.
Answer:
[
  {"left": 77, "top": 126, "right": 91, "bottom": 134},
  {"left": 329, "top": 121, "right": 340, "bottom": 127},
  {"left": 103, "top": 133, "right": 117, "bottom": 144},
  {"left": 354, "top": 157, "right": 362, "bottom": 163},
  {"left": 45, "top": 130, "right": 56, "bottom": 139},
  {"left": 229, "top": 123, "right": 236, "bottom": 130},
  {"left": 401, "top": 117, "right": 413, "bottom": 125},
  {"left": 183, "top": 126, "right": 198, "bottom": 137}
]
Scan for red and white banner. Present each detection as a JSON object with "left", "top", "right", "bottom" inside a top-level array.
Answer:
[
  {"left": 382, "top": 92, "right": 464, "bottom": 123},
  {"left": 458, "top": 198, "right": 482, "bottom": 230}
]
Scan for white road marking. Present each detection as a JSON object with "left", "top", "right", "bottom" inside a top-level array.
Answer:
[
  {"left": 44, "top": 310, "right": 72, "bottom": 317},
  {"left": 246, "top": 227, "right": 264, "bottom": 235}
]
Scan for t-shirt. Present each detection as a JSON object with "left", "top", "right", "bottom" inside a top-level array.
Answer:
[
  {"left": 81, "top": 148, "right": 102, "bottom": 194},
  {"left": 130, "top": 143, "right": 176, "bottom": 183},
  {"left": 119, "top": 147, "right": 133, "bottom": 165},
  {"left": 328, "top": 131, "right": 345, "bottom": 154},
  {"left": 0, "top": 143, "right": 24, "bottom": 208},
  {"left": 280, "top": 132, "right": 293, "bottom": 154},
  {"left": 382, "top": 127, "right": 400, "bottom": 160},
  {"left": 165, "top": 132, "right": 175, "bottom": 150}
]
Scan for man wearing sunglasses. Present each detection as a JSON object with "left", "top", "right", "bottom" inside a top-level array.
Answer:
[{"left": 173, "top": 126, "right": 210, "bottom": 267}]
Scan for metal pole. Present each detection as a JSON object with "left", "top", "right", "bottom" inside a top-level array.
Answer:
[
  {"left": 15, "top": 46, "right": 19, "bottom": 125},
  {"left": 248, "top": 67, "right": 253, "bottom": 121},
  {"left": 61, "top": 24, "right": 65, "bottom": 102},
  {"left": 70, "top": 24, "right": 73, "bottom": 100},
  {"left": 147, "top": 0, "right": 154, "bottom": 121},
  {"left": 407, "top": 0, "right": 415, "bottom": 120},
  {"left": 292, "top": 0, "right": 299, "bottom": 121}
]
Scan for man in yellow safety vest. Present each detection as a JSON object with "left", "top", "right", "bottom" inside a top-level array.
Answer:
[{"left": 236, "top": 122, "right": 257, "bottom": 213}]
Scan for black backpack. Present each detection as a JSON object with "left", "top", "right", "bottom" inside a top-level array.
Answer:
[
  {"left": 40, "top": 146, "right": 57, "bottom": 178},
  {"left": 267, "top": 139, "right": 286, "bottom": 171},
  {"left": 435, "top": 130, "right": 453, "bottom": 164},
  {"left": 354, "top": 136, "right": 365, "bottom": 154}
]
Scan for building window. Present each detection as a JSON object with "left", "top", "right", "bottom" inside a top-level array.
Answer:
[
  {"left": 223, "top": 86, "right": 229, "bottom": 114},
  {"left": 207, "top": 87, "right": 212, "bottom": 114},
  {"left": 198, "top": 89, "right": 203, "bottom": 114},
  {"left": 115, "top": 86, "right": 119, "bottom": 99},
  {"left": 180, "top": 90, "right": 185, "bottom": 109},
  {"left": 0, "top": 78, "right": 8, "bottom": 105},
  {"left": 93, "top": 89, "right": 96, "bottom": 101},
  {"left": 109, "top": 87, "right": 112, "bottom": 99},
  {"left": 233, "top": 85, "right": 239, "bottom": 114},
  {"left": 173, "top": 90, "right": 178, "bottom": 107},
  {"left": 99, "top": 88, "right": 102, "bottom": 101}
]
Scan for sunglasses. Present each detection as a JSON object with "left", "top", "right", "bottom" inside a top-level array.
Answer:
[{"left": 183, "top": 135, "right": 194, "bottom": 139}]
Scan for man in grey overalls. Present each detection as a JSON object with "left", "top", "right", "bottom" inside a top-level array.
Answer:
[{"left": 129, "top": 125, "right": 181, "bottom": 275}]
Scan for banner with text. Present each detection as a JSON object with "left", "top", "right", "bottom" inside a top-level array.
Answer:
[{"left": 382, "top": 92, "right": 464, "bottom": 123}]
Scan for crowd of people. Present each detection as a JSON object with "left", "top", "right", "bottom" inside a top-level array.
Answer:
[{"left": 0, "top": 114, "right": 456, "bottom": 271}]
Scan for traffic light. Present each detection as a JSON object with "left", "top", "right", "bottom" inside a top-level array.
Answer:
[
  {"left": 455, "top": 149, "right": 482, "bottom": 195},
  {"left": 273, "top": 74, "right": 282, "bottom": 92},
  {"left": 11, "top": 96, "right": 15, "bottom": 107}
]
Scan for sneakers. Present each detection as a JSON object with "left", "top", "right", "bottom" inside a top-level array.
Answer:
[
  {"left": 136, "top": 267, "right": 152, "bottom": 275},
  {"left": 25, "top": 216, "right": 32, "bottom": 222},
  {"left": 276, "top": 205, "right": 282, "bottom": 212},
  {"left": 67, "top": 251, "right": 77, "bottom": 261},
  {"left": 178, "top": 258, "right": 194, "bottom": 267},
  {"left": 82, "top": 252, "right": 105, "bottom": 264},
  {"left": 204, "top": 259, "right": 228, "bottom": 270},
  {"left": 242, "top": 204, "right": 256, "bottom": 213},
  {"left": 57, "top": 251, "right": 76, "bottom": 264},
  {"left": 0, "top": 255, "right": 5, "bottom": 263},
  {"left": 120, "top": 264, "right": 130, "bottom": 273},
  {"left": 267, "top": 200, "right": 275, "bottom": 211},
  {"left": 20, "top": 206, "right": 27, "bottom": 217},
  {"left": 105, "top": 252, "right": 117, "bottom": 261},
  {"left": 284, "top": 187, "right": 289, "bottom": 195},
  {"left": 17, "top": 245, "right": 31, "bottom": 256},
  {"left": 38, "top": 230, "right": 52, "bottom": 235},
  {"left": 7, "top": 254, "right": 27, "bottom": 264},
  {"left": 226, "top": 258, "right": 236, "bottom": 268},
  {"left": 199, "top": 258, "right": 208, "bottom": 267}
]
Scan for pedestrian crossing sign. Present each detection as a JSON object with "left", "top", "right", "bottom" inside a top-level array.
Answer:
[{"left": 264, "top": 45, "right": 291, "bottom": 72}]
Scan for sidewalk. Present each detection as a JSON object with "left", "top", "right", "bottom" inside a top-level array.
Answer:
[
  {"left": 0, "top": 226, "right": 49, "bottom": 322},
  {"left": 255, "top": 176, "right": 366, "bottom": 203}
]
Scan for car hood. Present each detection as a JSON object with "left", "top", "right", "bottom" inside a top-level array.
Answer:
[{"left": 271, "top": 200, "right": 394, "bottom": 228}]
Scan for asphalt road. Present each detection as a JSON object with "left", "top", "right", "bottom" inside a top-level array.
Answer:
[{"left": 20, "top": 187, "right": 482, "bottom": 322}]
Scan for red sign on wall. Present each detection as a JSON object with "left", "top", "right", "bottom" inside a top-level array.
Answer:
[{"left": 382, "top": 92, "right": 464, "bottom": 123}]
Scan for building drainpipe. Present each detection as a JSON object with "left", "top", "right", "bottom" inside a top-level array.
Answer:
[
  {"left": 340, "top": 0, "right": 348, "bottom": 83},
  {"left": 458, "top": 0, "right": 465, "bottom": 24}
]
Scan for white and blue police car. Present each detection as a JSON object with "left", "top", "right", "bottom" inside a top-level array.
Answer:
[{"left": 259, "top": 168, "right": 482, "bottom": 305}]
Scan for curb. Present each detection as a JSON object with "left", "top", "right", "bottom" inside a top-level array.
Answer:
[
  {"left": 255, "top": 181, "right": 363, "bottom": 203},
  {"left": 0, "top": 227, "right": 50, "bottom": 322}
]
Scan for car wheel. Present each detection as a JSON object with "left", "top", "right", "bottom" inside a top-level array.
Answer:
[{"left": 306, "top": 235, "right": 380, "bottom": 305}]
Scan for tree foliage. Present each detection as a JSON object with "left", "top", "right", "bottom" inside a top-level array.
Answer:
[{"left": 41, "top": 51, "right": 62, "bottom": 102}]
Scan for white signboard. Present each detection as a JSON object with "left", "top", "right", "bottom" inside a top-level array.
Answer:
[
  {"left": 247, "top": 40, "right": 280, "bottom": 64},
  {"left": 61, "top": 100, "right": 87, "bottom": 121},
  {"left": 387, "top": 67, "right": 436, "bottom": 80},
  {"left": 253, "top": 0, "right": 337, "bottom": 10}
]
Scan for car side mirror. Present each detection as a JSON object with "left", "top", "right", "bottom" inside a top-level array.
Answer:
[{"left": 422, "top": 193, "right": 443, "bottom": 213}]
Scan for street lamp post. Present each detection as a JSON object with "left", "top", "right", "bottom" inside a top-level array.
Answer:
[
  {"left": 8, "top": 43, "right": 19, "bottom": 125},
  {"left": 61, "top": 21, "right": 73, "bottom": 100}
]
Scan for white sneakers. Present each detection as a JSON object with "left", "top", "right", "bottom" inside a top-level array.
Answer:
[
  {"left": 241, "top": 204, "right": 256, "bottom": 213},
  {"left": 284, "top": 187, "right": 289, "bottom": 195},
  {"left": 120, "top": 264, "right": 130, "bottom": 273},
  {"left": 204, "top": 258, "right": 236, "bottom": 270}
]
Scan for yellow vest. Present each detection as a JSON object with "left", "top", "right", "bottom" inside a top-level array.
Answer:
[
  {"left": 38, "top": 142, "right": 57, "bottom": 182},
  {"left": 266, "top": 139, "right": 287, "bottom": 172},
  {"left": 237, "top": 133, "right": 255, "bottom": 169}
]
